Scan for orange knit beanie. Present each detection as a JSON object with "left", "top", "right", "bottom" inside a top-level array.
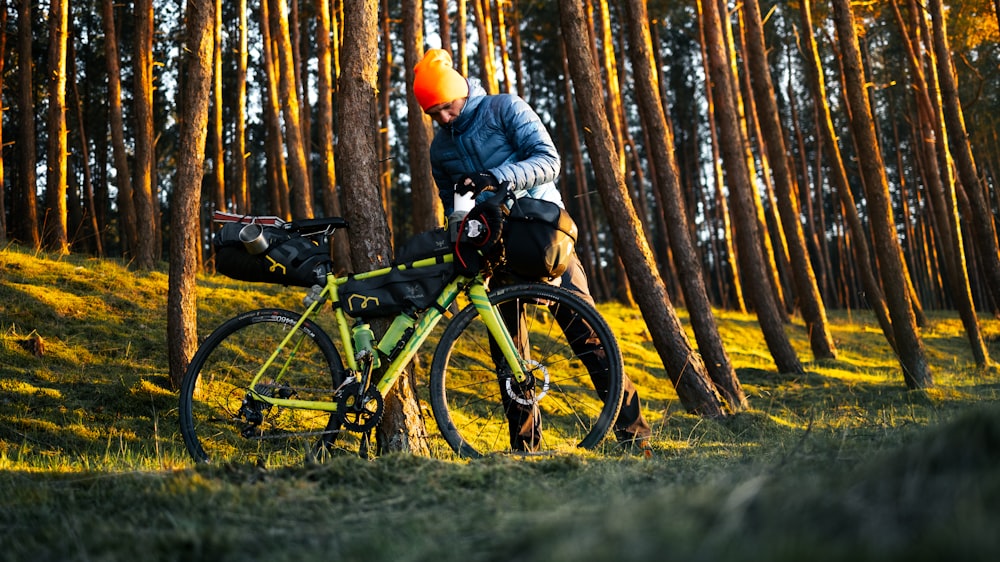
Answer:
[{"left": 413, "top": 49, "right": 469, "bottom": 111}]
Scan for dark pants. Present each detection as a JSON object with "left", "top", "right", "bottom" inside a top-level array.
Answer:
[{"left": 489, "top": 253, "right": 651, "bottom": 450}]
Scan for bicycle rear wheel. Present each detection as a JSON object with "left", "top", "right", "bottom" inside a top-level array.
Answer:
[
  {"left": 179, "top": 308, "right": 346, "bottom": 465},
  {"left": 429, "top": 283, "right": 624, "bottom": 457}
]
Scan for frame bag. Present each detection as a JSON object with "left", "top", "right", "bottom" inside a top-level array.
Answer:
[
  {"left": 339, "top": 227, "right": 457, "bottom": 319},
  {"left": 213, "top": 222, "right": 332, "bottom": 287},
  {"left": 340, "top": 263, "right": 454, "bottom": 319},
  {"left": 503, "top": 197, "right": 578, "bottom": 281}
]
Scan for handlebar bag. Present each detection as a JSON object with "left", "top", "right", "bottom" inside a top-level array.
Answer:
[
  {"left": 502, "top": 198, "right": 578, "bottom": 281},
  {"left": 395, "top": 227, "right": 453, "bottom": 264},
  {"left": 213, "top": 222, "right": 332, "bottom": 287}
]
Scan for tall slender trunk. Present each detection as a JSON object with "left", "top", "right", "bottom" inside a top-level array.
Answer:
[
  {"left": 168, "top": 0, "right": 215, "bottom": 388},
  {"left": 696, "top": 0, "right": 744, "bottom": 312},
  {"left": 457, "top": 0, "right": 469, "bottom": 75},
  {"left": 378, "top": 0, "right": 393, "bottom": 234},
  {"left": 211, "top": 0, "right": 225, "bottom": 216},
  {"left": 0, "top": 0, "right": 8, "bottom": 244},
  {"left": 44, "top": 0, "right": 69, "bottom": 254},
  {"left": 559, "top": 0, "right": 725, "bottom": 416},
  {"left": 928, "top": 0, "right": 1000, "bottom": 313},
  {"left": 720, "top": 0, "right": 787, "bottom": 320},
  {"left": 100, "top": 0, "right": 136, "bottom": 256},
  {"left": 339, "top": 0, "right": 429, "bottom": 454},
  {"left": 274, "top": 0, "right": 314, "bottom": 219},
  {"left": 261, "top": 0, "right": 290, "bottom": 218},
  {"left": 438, "top": 0, "right": 452, "bottom": 56},
  {"left": 67, "top": 38, "right": 103, "bottom": 256},
  {"left": 472, "top": 0, "right": 498, "bottom": 93},
  {"left": 494, "top": 0, "right": 513, "bottom": 94},
  {"left": 700, "top": 0, "right": 802, "bottom": 374},
  {"left": 741, "top": 0, "right": 835, "bottom": 360},
  {"left": 133, "top": 0, "right": 159, "bottom": 268},
  {"left": 831, "top": 0, "right": 933, "bottom": 389},
  {"left": 403, "top": 0, "right": 442, "bottom": 233},
  {"left": 233, "top": 0, "right": 249, "bottom": 213},
  {"left": 890, "top": 0, "right": 988, "bottom": 365},
  {"left": 623, "top": 0, "right": 746, "bottom": 411},
  {"left": 798, "top": 0, "right": 895, "bottom": 351},
  {"left": 317, "top": 0, "right": 352, "bottom": 274},
  {"left": 16, "top": 0, "right": 40, "bottom": 249},
  {"left": 559, "top": 38, "right": 611, "bottom": 301}
]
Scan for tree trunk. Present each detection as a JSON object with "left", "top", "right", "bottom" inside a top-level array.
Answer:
[
  {"left": 317, "top": 0, "right": 352, "bottom": 275},
  {"left": 133, "top": 0, "right": 159, "bottom": 268},
  {"left": 472, "top": 0, "right": 498, "bottom": 93},
  {"left": 438, "top": 0, "right": 452, "bottom": 56},
  {"left": 890, "top": 0, "right": 988, "bottom": 366},
  {"left": 494, "top": 0, "right": 514, "bottom": 94},
  {"left": 100, "top": 0, "right": 136, "bottom": 257},
  {"left": 403, "top": 0, "right": 443, "bottom": 233},
  {"left": 274, "top": 0, "right": 314, "bottom": 219},
  {"left": 559, "top": 38, "right": 611, "bottom": 301},
  {"left": 67, "top": 38, "right": 103, "bottom": 256},
  {"left": 741, "top": 0, "right": 835, "bottom": 360},
  {"left": 699, "top": 0, "right": 802, "bottom": 374},
  {"left": 622, "top": 0, "right": 746, "bottom": 412},
  {"left": 44, "top": 0, "right": 69, "bottom": 254},
  {"left": 559, "top": 0, "right": 726, "bottom": 417},
  {"left": 378, "top": 0, "right": 393, "bottom": 234},
  {"left": 720, "top": 0, "right": 788, "bottom": 322},
  {"left": 509, "top": 0, "right": 525, "bottom": 98},
  {"left": 261, "top": 0, "right": 290, "bottom": 219},
  {"left": 0, "top": 0, "right": 8, "bottom": 244},
  {"left": 15, "top": 0, "right": 40, "bottom": 249},
  {"left": 457, "top": 0, "right": 469, "bottom": 75},
  {"left": 831, "top": 0, "right": 933, "bottom": 389},
  {"left": 211, "top": 0, "right": 225, "bottom": 216},
  {"left": 695, "top": 0, "right": 744, "bottom": 313},
  {"left": 233, "top": 0, "right": 249, "bottom": 213},
  {"left": 339, "top": 0, "right": 429, "bottom": 454},
  {"left": 168, "top": 0, "right": 214, "bottom": 388},
  {"left": 928, "top": 0, "right": 1000, "bottom": 314},
  {"left": 798, "top": 0, "right": 896, "bottom": 351}
]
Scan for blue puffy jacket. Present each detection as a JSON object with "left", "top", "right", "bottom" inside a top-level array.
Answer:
[{"left": 430, "top": 79, "right": 562, "bottom": 215}]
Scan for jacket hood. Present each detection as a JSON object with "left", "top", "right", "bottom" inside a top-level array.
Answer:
[{"left": 450, "top": 79, "right": 489, "bottom": 134}]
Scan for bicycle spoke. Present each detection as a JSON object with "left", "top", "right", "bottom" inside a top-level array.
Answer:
[
  {"left": 179, "top": 309, "right": 345, "bottom": 466},
  {"left": 430, "top": 284, "right": 623, "bottom": 458}
]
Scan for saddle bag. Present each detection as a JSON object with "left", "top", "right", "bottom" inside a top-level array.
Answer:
[{"left": 213, "top": 222, "right": 332, "bottom": 287}]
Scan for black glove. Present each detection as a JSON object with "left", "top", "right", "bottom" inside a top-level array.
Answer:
[
  {"left": 455, "top": 172, "right": 499, "bottom": 197},
  {"left": 454, "top": 195, "right": 507, "bottom": 276}
]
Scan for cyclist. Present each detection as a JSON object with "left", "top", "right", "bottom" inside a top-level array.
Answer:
[{"left": 412, "top": 49, "right": 652, "bottom": 453}]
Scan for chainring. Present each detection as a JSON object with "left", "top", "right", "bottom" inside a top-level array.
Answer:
[{"left": 336, "top": 382, "right": 384, "bottom": 432}]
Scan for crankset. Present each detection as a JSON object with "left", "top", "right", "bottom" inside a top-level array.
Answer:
[{"left": 336, "top": 382, "right": 384, "bottom": 432}]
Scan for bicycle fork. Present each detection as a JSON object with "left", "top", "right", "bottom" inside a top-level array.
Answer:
[{"left": 466, "top": 283, "right": 530, "bottom": 386}]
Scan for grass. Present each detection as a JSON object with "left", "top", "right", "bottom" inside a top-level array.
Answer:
[{"left": 2, "top": 243, "right": 1000, "bottom": 561}]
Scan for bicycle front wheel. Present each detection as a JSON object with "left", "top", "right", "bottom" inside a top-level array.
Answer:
[
  {"left": 429, "top": 283, "right": 624, "bottom": 457},
  {"left": 179, "top": 308, "right": 346, "bottom": 466}
]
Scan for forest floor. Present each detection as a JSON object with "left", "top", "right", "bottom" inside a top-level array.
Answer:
[{"left": 2, "top": 244, "right": 1000, "bottom": 561}]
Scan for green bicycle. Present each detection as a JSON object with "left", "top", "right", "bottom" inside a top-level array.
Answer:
[{"left": 178, "top": 196, "right": 625, "bottom": 465}]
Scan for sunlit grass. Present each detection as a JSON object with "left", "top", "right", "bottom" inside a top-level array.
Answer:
[{"left": 2, "top": 243, "right": 1000, "bottom": 560}]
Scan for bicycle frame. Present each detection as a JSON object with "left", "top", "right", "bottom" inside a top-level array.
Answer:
[{"left": 243, "top": 254, "right": 529, "bottom": 413}]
